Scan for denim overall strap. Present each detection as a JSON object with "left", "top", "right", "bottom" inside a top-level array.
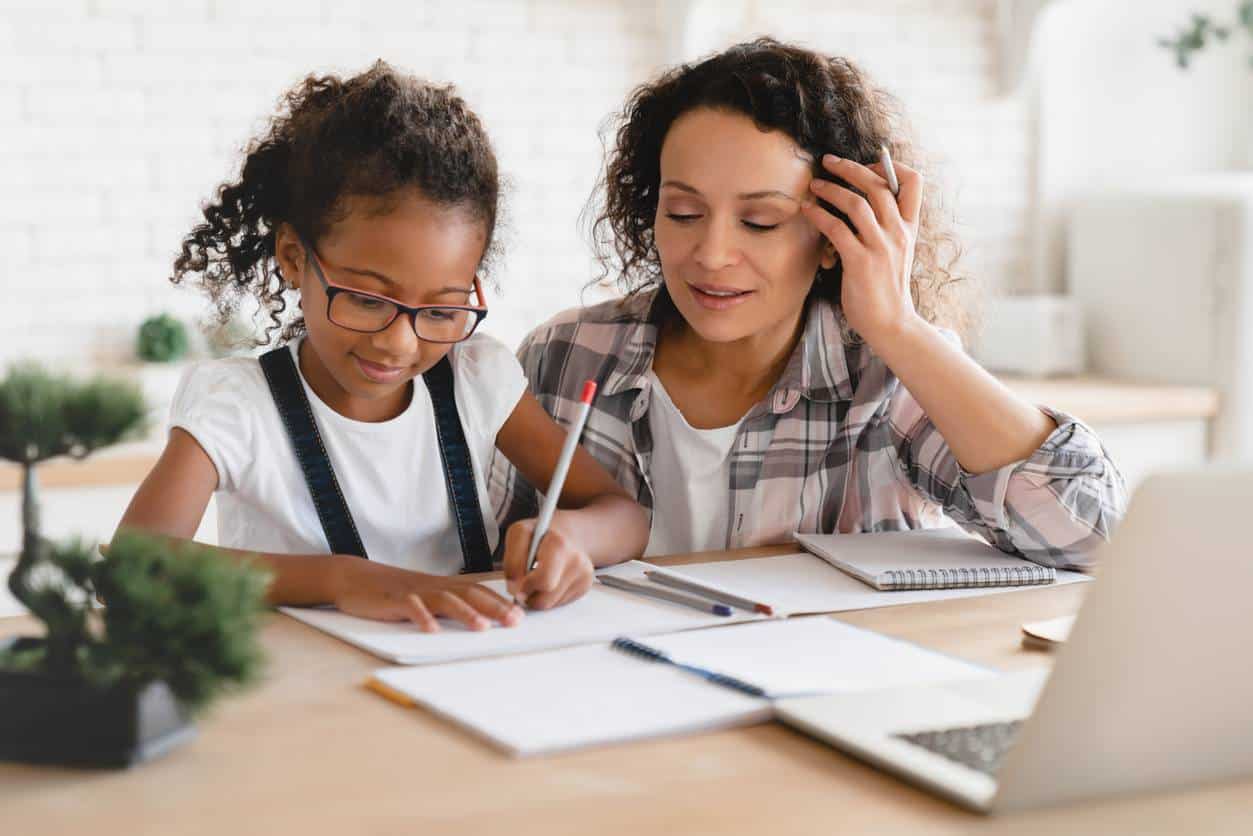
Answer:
[
  {"left": 422, "top": 355, "right": 494, "bottom": 574},
  {"left": 259, "top": 347, "right": 369, "bottom": 560}
]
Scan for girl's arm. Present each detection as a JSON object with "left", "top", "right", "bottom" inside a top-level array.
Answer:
[
  {"left": 494, "top": 392, "right": 649, "bottom": 609},
  {"left": 114, "top": 428, "right": 522, "bottom": 631}
]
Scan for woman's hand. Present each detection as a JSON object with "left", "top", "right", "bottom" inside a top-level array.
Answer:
[
  {"left": 800, "top": 153, "right": 926, "bottom": 346},
  {"left": 500, "top": 513, "right": 596, "bottom": 610},
  {"left": 329, "top": 556, "right": 523, "bottom": 633}
]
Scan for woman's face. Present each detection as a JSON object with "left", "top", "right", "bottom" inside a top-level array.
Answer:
[
  {"left": 653, "top": 107, "right": 833, "bottom": 345},
  {"left": 276, "top": 192, "right": 486, "bottom": 412}
]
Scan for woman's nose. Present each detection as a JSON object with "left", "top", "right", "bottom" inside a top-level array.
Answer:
[{"left": 692, "top": 217, "right": 741, "bottom": 272}]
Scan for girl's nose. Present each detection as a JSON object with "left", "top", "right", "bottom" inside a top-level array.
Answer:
[{"left": 370, "top": 310, "right": 422, "bottom": 357}]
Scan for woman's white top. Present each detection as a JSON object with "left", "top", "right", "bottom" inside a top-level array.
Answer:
[{"left": 644, "top": 370, "right": 747, "bottom": 557}]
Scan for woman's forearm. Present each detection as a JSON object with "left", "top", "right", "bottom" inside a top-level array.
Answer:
[{"left": 867, "top": 315, "right": 1056, "bottom": 475}]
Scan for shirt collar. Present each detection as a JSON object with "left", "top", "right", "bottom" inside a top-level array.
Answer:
[{"left": 599, "top": 287, "right": 856, "bottom": 412}]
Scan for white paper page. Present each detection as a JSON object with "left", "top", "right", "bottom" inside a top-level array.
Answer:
[
  {"left": 659, "top": 553, "right": 1090, "bottom": 617},
  {"left": 632, "top": 617, "right": 992, "bottom": 698},
  {"left": 372, "top": 644, "right": 770, "bottom": 756},
  {"left": 281, "top": 567, "right": 767, "bottom": 665}
]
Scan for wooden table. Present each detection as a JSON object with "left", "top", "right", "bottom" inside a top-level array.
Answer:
[{"left": 2, "top": 546, "right": 1250, "bottom": 835}]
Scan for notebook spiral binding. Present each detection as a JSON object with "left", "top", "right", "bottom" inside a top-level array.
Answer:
[
  {"left": 611, "top": 638, "right": 767, "bottom": 698},
  {"left": 880, "top": 564, "right": 1055, "bottom": 591}
]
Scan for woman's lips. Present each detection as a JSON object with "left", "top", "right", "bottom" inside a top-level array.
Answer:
[
  {"left": 687, "top": 282, "right": 755, "bottom": 311},
  {"left": 353, "top": 355, "right": 409, "bottom": 383}
]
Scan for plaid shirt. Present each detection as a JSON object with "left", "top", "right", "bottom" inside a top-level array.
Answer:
[{"left": 490, "top": 289, "right": 1127, "bottom": 570}]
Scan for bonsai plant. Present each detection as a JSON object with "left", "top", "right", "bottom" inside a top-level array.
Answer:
[
  {"left": 136, "top": 313, "right": 190, "bottom": 363},
  {"left": 0, "top": 363, "right": 269, "bottom": 767}
]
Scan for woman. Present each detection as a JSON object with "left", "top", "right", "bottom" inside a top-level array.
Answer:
[{"left": 492, "top": 39, "right": 1125, "bottom": 568}]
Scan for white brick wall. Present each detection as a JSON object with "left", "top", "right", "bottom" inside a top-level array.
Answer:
[{"left": 1, "top": 0, "right": 1032, "bottom": 373}]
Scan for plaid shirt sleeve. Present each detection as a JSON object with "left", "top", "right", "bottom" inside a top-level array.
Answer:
[
  {"left": 887, "top": 387, "right": 1128, "bottom": 571},
  {"left": 488, "top": 329, "right": 543, "bottom": 537}
]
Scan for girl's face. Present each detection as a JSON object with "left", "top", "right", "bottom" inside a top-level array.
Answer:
[
  {"left": 277, "top": 192, "right": 487, "bottom": 419},
  {"left": 653, "top": 107, "right": 834, "bottom": 345}
]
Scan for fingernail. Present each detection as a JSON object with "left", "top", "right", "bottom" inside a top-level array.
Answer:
[{"left": 825, "top": 154, "right": 841, "bottom": 164}]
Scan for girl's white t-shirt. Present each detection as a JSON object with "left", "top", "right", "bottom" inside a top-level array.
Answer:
[
  {"left": 170, "top": 334, "right": 527, "bottom": 574},
  {"left": 644, "top": 371, "right": 747, "bottom": 558}
]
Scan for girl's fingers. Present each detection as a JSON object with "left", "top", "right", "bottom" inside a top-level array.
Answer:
[
  {"left": 553, "top": 568, "right": 594, "bottom": 609},
  {"left": 462, "top": 584, "right": 524, "bottom": 627},
  {"left": 429, "top": 590, "right": 490, "bottom": 631},
  {"left": 519, "top": 541, "right": 566, "bottom": 600},
  {"left": 525, "top": 561, "right": 575, "bottom": 611},
  {"left": 501, "top": 520, "right": 536, "bottom": 595},
  {"left": 869, "top": 159, "right": 924, "bottom": 226},
  {"left": 808, "top": 177, "right": 885, "bottom": 247},
  {"left": 405, "top": 593, "right": 441, "bottom": 633}
]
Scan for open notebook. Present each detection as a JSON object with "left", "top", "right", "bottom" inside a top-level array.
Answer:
[
  {"left": 280, "top": 561, "right": 768, "bottom": 665},
  {"left": 795, "top": 529, "right": 1058, "bottom": 591},
  {"left": 368, "top": 617, "right": 993, "bottom": 756}
]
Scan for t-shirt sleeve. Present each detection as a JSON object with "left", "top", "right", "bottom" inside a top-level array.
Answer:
[
  {"left": 452, "top": 333, "right": 528, "bottom": 447},
  {"left": 168, "top": 360, "right": 256, "bottom": 493}
]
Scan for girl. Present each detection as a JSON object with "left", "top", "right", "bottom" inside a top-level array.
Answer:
[
  {"left": 493, "top": 39, "right": 1126, "bottom": 567},
  {"left": 117, "top": 62, "right": 649, "bottom": 631}
]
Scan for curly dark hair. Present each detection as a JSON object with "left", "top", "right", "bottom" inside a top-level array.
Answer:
[
  {"left": 172, "top": 60, "right": 500, "bottom": 346},
  {"left": 591, "top": 38, "right": 969, "bottom": 337}
]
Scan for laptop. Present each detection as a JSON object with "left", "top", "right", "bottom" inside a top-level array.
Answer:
[{"left": 774, "top": 467, "right": 1253, "bottom": 812}]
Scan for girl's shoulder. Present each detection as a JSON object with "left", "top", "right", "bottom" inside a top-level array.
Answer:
[
  {"left": 449, "top": 332, "right": 524, "bottom": 383},
  {"left": 172, "top": 351, "right": 272, "bottom": 406}
]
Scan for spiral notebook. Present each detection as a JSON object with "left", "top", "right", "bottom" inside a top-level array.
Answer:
[{"left": 794, "top": 529, "right": 1056, "bottom": 591}]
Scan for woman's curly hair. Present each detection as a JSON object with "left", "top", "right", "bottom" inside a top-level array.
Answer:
[
  {"left": 172, "top": 60, "right": 500, "bottom": 346},
  {"left": 591, "top": 38, "right": 970, "bottom": 338}
]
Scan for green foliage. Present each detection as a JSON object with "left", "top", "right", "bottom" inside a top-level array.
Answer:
[
  {"left": 1160, "top": 3, "right": 1253, "bottom": 69},
  {"left": 0, "top": 364, "right": 147, "bottom": 464},
  {"left": 136, "top": 314, "right": 190, "bottom": 363},
  {"left": 1, "top": 533, "right": 271, "bottom": 714}
]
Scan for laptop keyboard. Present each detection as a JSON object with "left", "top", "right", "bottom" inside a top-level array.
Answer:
[{"left": 895, "top": 720, "right": 1023, "bottom": 776}]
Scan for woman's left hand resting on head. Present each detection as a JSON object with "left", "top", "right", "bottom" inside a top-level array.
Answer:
[
  {"left": 800, "top": 153, "right": 1057, "bottom": 476},
  {"left": 494, "top": 392, "right": 648, "bottom": 609}
]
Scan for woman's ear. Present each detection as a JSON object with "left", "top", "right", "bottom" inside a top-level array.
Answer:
[
  {"left": 819, "top": 242, "right": 838, "bottom": 271},
  {"left": 273, "top": 223, "right": 304, "bottom": 290}
]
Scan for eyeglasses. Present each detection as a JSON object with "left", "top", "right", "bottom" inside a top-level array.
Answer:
[{"left": 301, "top": 241, "right": 488, "bottom": 344}]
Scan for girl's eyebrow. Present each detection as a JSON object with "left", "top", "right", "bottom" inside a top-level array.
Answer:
[
  {"left": 336, "top": 263, "right": 473, "bottom": 295},
  {"left": 660, "top": 179, "right": 799, "bottom": 203}
]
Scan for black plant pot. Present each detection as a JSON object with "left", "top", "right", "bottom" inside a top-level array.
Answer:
[{"left": 0, "top": 637, "right": 195, "bottom": 768}]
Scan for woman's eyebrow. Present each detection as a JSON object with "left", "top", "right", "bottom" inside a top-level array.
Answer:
[{"left": 660, "top": 180, "right": 798, "bottom": 203}]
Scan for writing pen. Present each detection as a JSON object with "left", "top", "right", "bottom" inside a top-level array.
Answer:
[
  {"left": 598, "top": 574, "right": 733, "bottom": 617},
  {"left": 879, "top": 144, "right": 900, "bottom": 197}
]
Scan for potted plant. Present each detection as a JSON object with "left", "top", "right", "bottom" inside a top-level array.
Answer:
[{"left": 0, "top": 364, "right": 269, "bottom": 767}]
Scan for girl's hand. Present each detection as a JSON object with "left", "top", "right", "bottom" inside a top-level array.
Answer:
[
  {"left": 329, "top": 556, "right": 523, "bottom": 633},
  {"left": 800, "top": 153, "right": 926, "bottom": 346},
  {"left": 500, "top": 514, "right": 596, "bottom": 610}
]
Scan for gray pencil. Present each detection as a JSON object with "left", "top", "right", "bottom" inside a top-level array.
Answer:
[
  {"left": 644, "top": 568, "right": 775, "bottom": 616},
  {"left": 879, "top": 144, "right": 900, "bottom": 197},
  {"left": 598, "top": 574, "right": 733, "bottom": 616}
]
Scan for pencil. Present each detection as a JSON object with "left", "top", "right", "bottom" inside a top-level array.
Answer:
[
  {"left": 516, "top": 380, "right": 598, "bottom": 606},
  {"left": 879, "top": 144, "right": 900, "bottom": 197},
  {"left": 598, "top": 574, "right": 733, "bottom": 617},
  {"left": 644, "top": 568, "right": 774, "bottom": 616}
]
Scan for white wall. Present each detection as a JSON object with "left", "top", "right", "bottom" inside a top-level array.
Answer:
[
  {"left": 2, "top": 0, "right": 1036, "bottom": 375},
  {"left": 1035, "top": 0, "right": 1253, "bottom": 292}
]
